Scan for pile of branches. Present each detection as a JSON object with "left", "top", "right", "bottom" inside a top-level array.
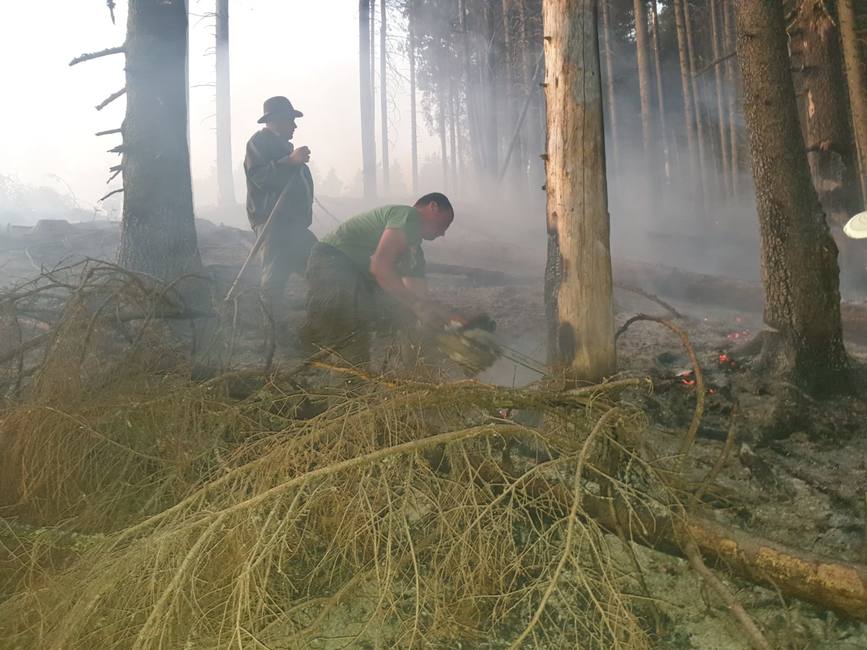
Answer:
[{"left": 0, "top": 263, "right": 864, "bottom": 649}]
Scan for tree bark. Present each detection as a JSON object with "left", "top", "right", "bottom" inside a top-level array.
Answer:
[
  {"left": 484, "top": 3, "right": 500, "bottom": 178},
  {"left": 632, "top": 0, "right": 654, "bottom": 163},
  {"left": 710, "top": 0, "right": 732, "bottom": 197},
  {"left": 650, "top": 0, "right": 671, "bottom": 176},
  {"left": 543, "top": 0, "right": 616, "bottom": 381},
  {"left": 601, "top": 0, "right": 620, "bottom": 173},
  {"left": 792, "top": 0, "right": 860, "bottom": 225},
  {"left": 735, "top": 0, "right": 848, "bottom": 392},
  {"left": 439, "top": 96, "right": 448, "bottom": 189},
  {"left": 674, "top": 0, "right": 697, "bottom": 176},
  {"left": 723, "top": 0, "right": 739, "bottom": 197},
  {"left": 684, "top": 0, "right": 710, "bottom": 209},
  {"left": 408, "top": 7, "right": 419, "bottom": 195},
  {"left": 359, "top": 1, "right": 377, "bottom": 198},
  {"left": 214, "top": 0, "right": 235, "bottom": 208},
  {"left": 117, "top": 0, "right": 201, "bottom": 282},
  {"left": 449, "top": 79, "right": 458, "bottom": 192},
  {"left": 837, "top": 0, "right": 867, "bottom": 205},
  {"left": 380, "top": 0, "right": 390, "bottom": 194}
]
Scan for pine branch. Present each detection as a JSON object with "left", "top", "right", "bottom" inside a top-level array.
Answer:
[
  {"left": 95, "top": 128, "right": 122, "bottom": 137},
  {"left": 107, "top": 145, "right": 125, "bottom": 154},
  {"left": 107, "top": 165, "right": 123, "bottom": 183},
  {"left": 106, "top": 0, "right": 116, "bottom": 25},
  {"left": 95, "top": 88, "right": 126, "bottom": 111},
  {"left": 69, "top": 46, "right": 124, "bottom": 67}
]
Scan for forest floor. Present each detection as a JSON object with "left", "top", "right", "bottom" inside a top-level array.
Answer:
[{"left": 1, "top": 214, "right": 866, "bottom": 648}]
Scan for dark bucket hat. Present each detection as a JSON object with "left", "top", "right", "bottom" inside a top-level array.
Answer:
[{"left": 257, "top": 96, "right": 304, "bottom": 124}]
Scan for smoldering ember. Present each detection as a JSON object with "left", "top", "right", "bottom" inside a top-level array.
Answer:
[{"left": 1, "top": 1, "right": 867, "bottom": 648}]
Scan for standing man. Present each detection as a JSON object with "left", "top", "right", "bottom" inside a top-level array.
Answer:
[
  {"left": 301, "top": 193, "right": 463, "bottom": 365},
  {"left": 244, "top": 95, "right": 316, "bottom": 341}
]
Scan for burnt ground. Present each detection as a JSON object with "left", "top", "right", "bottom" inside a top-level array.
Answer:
[{"left": 2, "top": 216, "right": 867, "bottom": 648}]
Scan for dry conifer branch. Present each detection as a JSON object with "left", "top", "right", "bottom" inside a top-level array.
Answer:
[
  {"left": 98, "top": 188, "right": 123, "bottom": 202},
  {"left": 95, "top": 87, "right": 126, "bottom": 111},
  {"left": 69, "top": 46, "right": 124, "bottom": 66},
  {"left": 95, "top": 128, "right": 122, "bottom": 137},
  {"left": 616, "top": 313, "right": 705, "bottom": 467},
  {"left": 682, "top": 538, "right": 771, "bottom": 650}
]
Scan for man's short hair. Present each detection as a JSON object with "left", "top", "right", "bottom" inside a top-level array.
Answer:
[{"left": 414, "top": 192, "right": 453, "bottom": 215}]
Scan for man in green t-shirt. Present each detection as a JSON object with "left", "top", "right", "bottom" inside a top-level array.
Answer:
[{"left": 300, "top": 193, "right": 462, "bottom": 363}]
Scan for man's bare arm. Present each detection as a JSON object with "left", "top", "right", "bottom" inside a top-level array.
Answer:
[{"left": 370, "top": 230, "right": 459, "bottom": 325}]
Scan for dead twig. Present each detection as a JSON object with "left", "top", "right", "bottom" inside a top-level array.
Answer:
[
  {"left": 69, "top": 46, "right": 124, "bottom": 67},
  {"left": 99, "top": 189, "right": 123, "bottom": 203},
  {"left": 682, "top": 538, "right": 771, "bottom": 650},
  {"left": 616, "top": 314, "right": 704, "bottom": 469},
  {"left": 614, "top": 282, "right": 686, "bottom": 320},
  {"left": 96, "top": 88, "right": 126, "bottom": 112}
]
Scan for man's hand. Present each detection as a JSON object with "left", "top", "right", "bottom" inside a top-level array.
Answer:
[{"left": 281, "top": 146, "right": 311, "bottom": 166}]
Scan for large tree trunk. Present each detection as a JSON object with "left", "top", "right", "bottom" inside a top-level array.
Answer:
[
  {"left": 359, "top": 1, "right": 377, "bottom": 198},
  {"left": 837, "top": 0, "right": 867, "bottom": 206},
  {"left": 379, "top": 0, "right": 390, "bottom": 195},
  {"left": 214, "top": 0, "right": 235, "bottom": 208},
  {"left": 735, "top": 0, "right": 848, "bottom": 392},
  {"left": 543, "top": 0, "right": 615, "bottom": 381},
  {"left": 791, "top": 0, "right": 860, "bottom": 225},
  {"left": 600, "top": 0, "right": 620, "bottom": 173},
  {"left": 117, "top": 0, "right": 201, "bottom": 282},
  {"left": 710, "top": 0, "right": 731, "bottom": 197},
  {"left": 632, "top": 0, "right": 653, "bottom": 163},
  {"left": 408, "top": 8, "right": 419, "bottom": 195}
]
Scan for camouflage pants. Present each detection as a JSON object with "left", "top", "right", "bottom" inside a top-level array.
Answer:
[
  {"left": 253, "top": 219, "right": 317, "bottom": 322},
  {"left": 300, "top": 243, "right": 378, "bottom": 365}
]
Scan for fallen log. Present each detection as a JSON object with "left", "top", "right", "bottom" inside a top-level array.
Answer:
[
  {"left": 473, "top": 458, "right": 867, "bottom": 621},
  {"left": 613, "top": 260, "right": 867, "bottom": 346}
]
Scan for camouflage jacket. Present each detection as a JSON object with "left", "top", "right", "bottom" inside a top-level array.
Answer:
[{"left": 243, "top": 128, "right": 314, "bottom": 228}]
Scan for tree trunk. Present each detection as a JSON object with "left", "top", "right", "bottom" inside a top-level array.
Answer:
[
  {"left": 735, "top": 0, "right": 848, "bottom": 392},
  {"left": 710, "top": 0, "right": 732, "bottom": 197},
  {"left": 650, "top": 0, "right": 671, "bottom": 176},
  {"left": 449, "top": 79, "right": 458, "bottom": 192},
  {"left": 459, "top": 0, "right": 485, "bottom": 177},
  {"left": 839, "top": 0, "right": 867, "bottom": 204},
  {"left": 684, "top": 0, "right": 710, "bottom": 209},
  {"left": 543, "top": 0, "right": 616, "bottom": 381},
  {"left": 439, "top": 97, "right": 448, "bottom": 189},
  {"left": 632, "top": 0, "right": 653, "bottom": 162},
  {"left": 117, "top": 0, "right": 201, "bottom": 282},
  {"left": 484, "top": 3, "right": 500, "bottom": 178},
  {"left": 214, "top": 0, "right": 235, "bottom": 208},
  {"left": 359, "top": 1, "right": 377, "bottom": 198},
  {"left": 601, "top": 0, "right": 620, "bottom": 173},
  {"left": 380, "top": 0, "right": 390, "bottom": 195},
  {"left": 723, "top": 0, "right": 740, "bottom": 197},
  {"left": 793, "top": 0, "right": 860, "bottom": 225},
  {"left": 673, "top": 0, "right": 697, "bottom": 175},
  {"left": 408, "top": 8, "right": 419, "bottom": 195}
]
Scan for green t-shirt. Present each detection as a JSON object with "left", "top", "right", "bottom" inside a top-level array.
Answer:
[{"left": 322, "top": 204, "right": 427, "bottom": 278}]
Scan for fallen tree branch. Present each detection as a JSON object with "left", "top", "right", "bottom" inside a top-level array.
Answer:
[
  {"left": 614, "top": 282, "right": 686, "bottom": 320},
  {"left": 682, "top": 538, "right": 771, "bottom": 650},
  {"left": 471, "top": 458, "right": 867, "bottom": 621},
  {"left": 69, "top": 46, "right": 124, "bottom": 66}
]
